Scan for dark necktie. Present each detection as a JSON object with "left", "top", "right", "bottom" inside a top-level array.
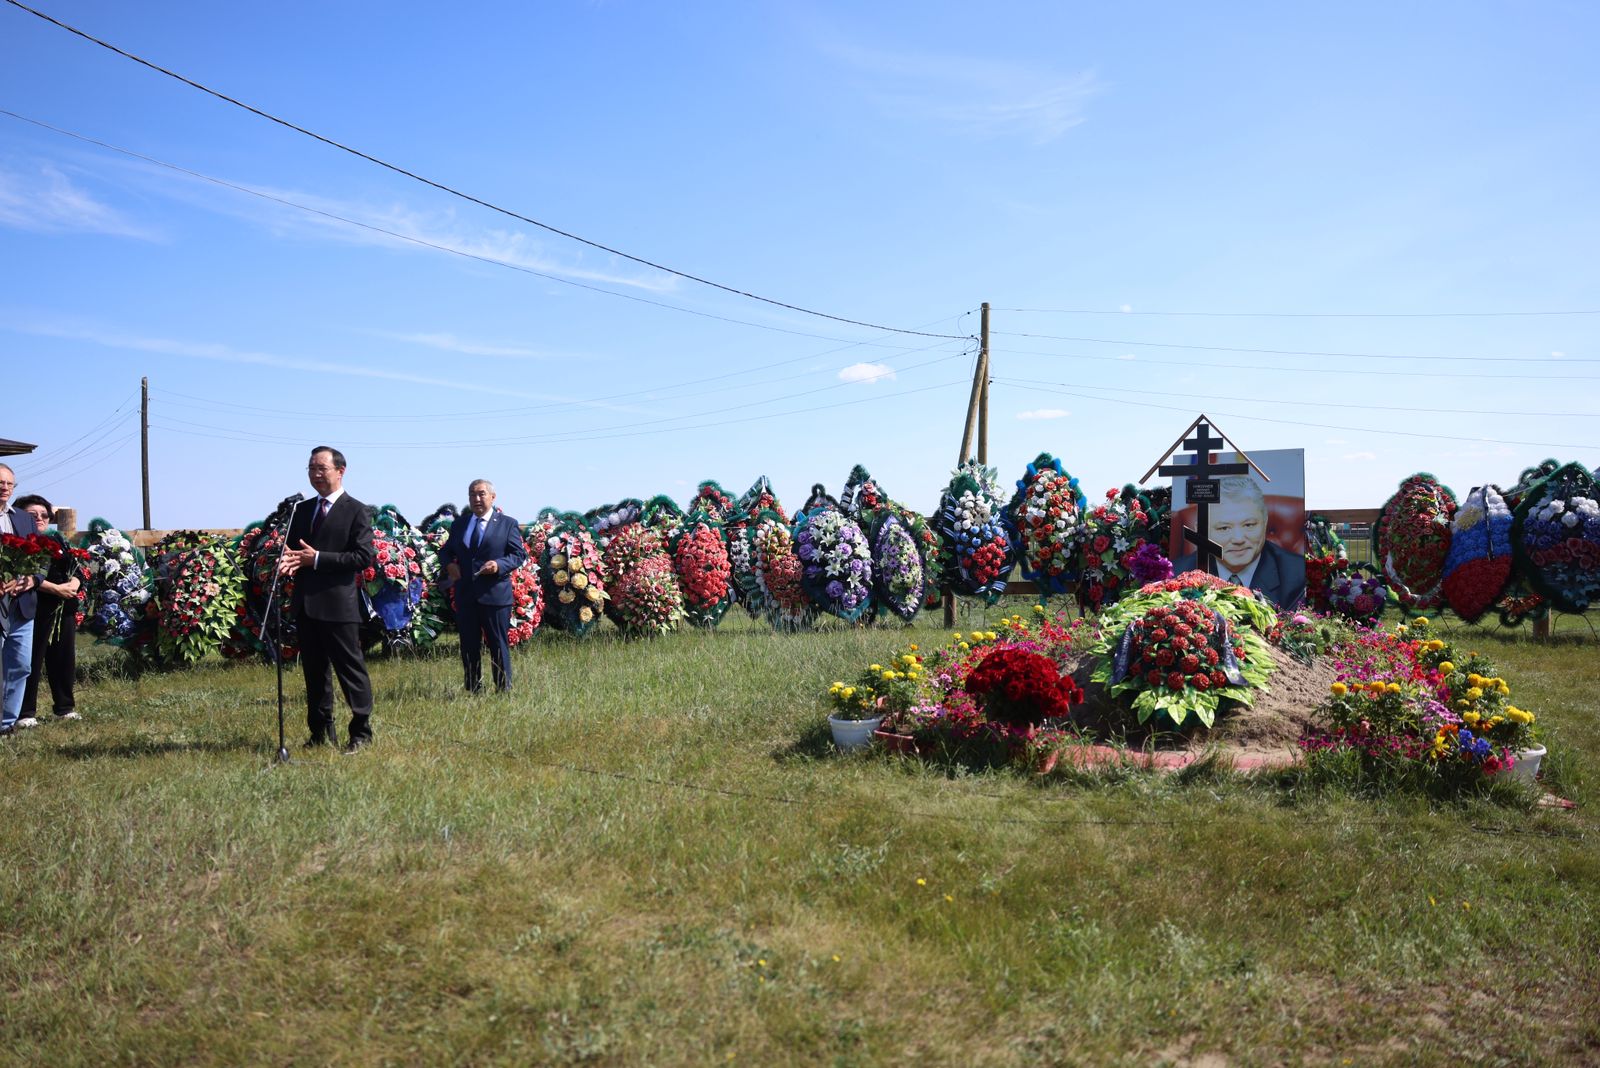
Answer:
[
  {"left": 1228, "top": 572, "right": 1241, "bottom": 584},
  {"left": 470, "top": 516, "right": 483, "bottom": 549},
  {"left": 310, "top": 498, "right": 329, "bottom": 536}
]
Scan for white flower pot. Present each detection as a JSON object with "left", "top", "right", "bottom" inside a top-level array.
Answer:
[
  {"left": 828, "top": 715, "right": 884, "bottom": 751},
  {"left": 1507, "top": 744, "right": 1547, "bottom": 785}
]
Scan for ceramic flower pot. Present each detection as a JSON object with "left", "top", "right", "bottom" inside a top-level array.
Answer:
[
  {"left": 828, "top": 715, "right": 883, "bottom": 751},
  {"left": 1507, "top": 744, "right": 1547, "bottom": 785}
]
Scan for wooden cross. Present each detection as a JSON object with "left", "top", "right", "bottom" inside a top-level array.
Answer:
[{"left": 1141, "top": 415, "right": 1266, "bottom": 577}]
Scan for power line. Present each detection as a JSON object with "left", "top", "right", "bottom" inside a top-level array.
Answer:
[
  {"left": 990, "top": 345, "right": 1600, "bottom": 381},
  {"left": 0, "top": 109, "right": 968, "bottom": 350},
  {"left": 989, "top": 379, "right": 1599, "bottom": 452},
  {"left": 989, "top": 330, "right": 1595, "bottom": 364},
  {"left": 11, "top": 409, "right": 139, "bottom": 481},
  {"left": 16, "top": 431, "right": 139, "bottom": 495},
  {"left": 999, "top": 306, "right": 1600, "bottom": 319},
  {"left": 998, "top": 375, "right": 1600, "bottom": 420},
  {"left": 9, "top": 395, "right": 138, "bottom": 478},
  {"left": 2, "top": 2, "right": 968, "bottom": 341}
]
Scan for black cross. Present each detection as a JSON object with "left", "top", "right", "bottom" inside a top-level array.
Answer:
[{"left": 1156, "top": 421, "right": 1250, "bottom": 576}]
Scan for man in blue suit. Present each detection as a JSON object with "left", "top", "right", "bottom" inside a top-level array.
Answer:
[
  {"left": 1172, "top": 476, "right": 1306, "bottom": 610},
  {"left": 437, "top": 479, "right": 527, "bottom": 693}
]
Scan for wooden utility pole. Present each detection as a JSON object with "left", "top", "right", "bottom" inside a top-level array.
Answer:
[
  {"left": 977, "top": 302, "right": 990, "bottom": 464},
  {"left": 140, "top": 376, "right": 151, "bottom": 530},
  {"left": 948, "top": 303, "right": 991, "bottom": 624}
]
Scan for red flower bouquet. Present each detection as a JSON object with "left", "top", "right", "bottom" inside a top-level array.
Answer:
[
  {"left": 1375, "top": 473, "right": 1457, "bottom": 610},
  {"left": 0, "top": 531, "right": 61, "bottom": 586},
  {"left": 671, "top": 514, "right": 734, "bottom": 628},
  {"left": 964, "top": 647, "right": 1084, "bottom": 728}
]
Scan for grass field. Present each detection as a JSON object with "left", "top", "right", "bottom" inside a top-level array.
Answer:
[{"left": 1, "top": 604, "right": 1596, "bottom": 1066}]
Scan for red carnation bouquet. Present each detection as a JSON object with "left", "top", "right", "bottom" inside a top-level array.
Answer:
[
  {"left": 671, "top": 514, "right": 734, "bottom": 628},
  {"left": 0, "top": 531, "right": 61, "bottom": 586},
  {"left": 964, "top": 647, "right": 1084, "bottom": 728}
]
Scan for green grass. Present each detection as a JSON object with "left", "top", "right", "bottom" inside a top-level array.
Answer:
[{"left": 3, "top": 607, "right": 1597, "bottom": 1066}]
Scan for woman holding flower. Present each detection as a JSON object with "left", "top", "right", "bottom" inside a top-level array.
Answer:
[{"left": 14, "top": 495, "right": 82, "bottom": 723}]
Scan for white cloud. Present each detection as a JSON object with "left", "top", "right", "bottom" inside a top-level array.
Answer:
[
  {"left": 838, "top": 362, "right": 896, "bottom": 384},
  {"left": 1342, "top": 451, "right": 1377, "bottom": 461},
  {"left": 1119, "top": 303, "right": 1133, "bottom": 313},
  {"left": 104, "top": 155, "right": 674, "bottom": 292},
  {"left": 815, "top": 34, "right": 1100, "bottom": 144},
  {"left": 1551, "top": 351, "right": 1565, "bottom": 359},
  {"left": 0, "top": 163, "right": 159, "bottom": 240},
  {"left": 1016, "top": 408, "right": 1070, "bottom": 420},
  {"left": 370, "top": 331, "right": 559, "bottom": 360},
  {"left": 0, "top": 315, "right": 612, "bottom": 406}
]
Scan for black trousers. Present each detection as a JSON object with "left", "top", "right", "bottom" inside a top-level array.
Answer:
[
  {"left": 21, "top": 595, "right": 75, "bottom": 717},
  {"left": 458, "top": 600, "right": 513, "bottom": 692},
  {"left": 297, "top": 615, "right": 373, "bottom": 741}
]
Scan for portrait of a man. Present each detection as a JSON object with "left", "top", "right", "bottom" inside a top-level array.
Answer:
[{"left": 1169, "top": 449, "right": 1307, "bottom": 611}]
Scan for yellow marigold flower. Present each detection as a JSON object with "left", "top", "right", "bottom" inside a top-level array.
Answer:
[
  {"left": 1438, "top": 661, "right": 1454, "bottom": 673},
  {"left": 1414, "top": 617, "right": 1430, "bottom": 628},
  {"left": 915, "top": 877, "right": 926, "bottom": 887},
  {"left": 1386, "top": 682, "right": 1402, "bottom": 694},
  {"left": 1463, "top": 711, "right": 1480, "bottom": 726},
  {"left": 1466, "top": 686, "right": 1484, "bottom": 701},
  {"left": 1427, "top": 639, "right": 1444, "bottom": 651},
  {"left": 841, "top": 687, "right": 855, "bottom": 699},
  {"left": 958, "top": 642, "right": 971, "bottom": 652},
  {"left": 1330, "top": 682, "right": 1348, "bottom": 696},
  {"left": 908, "top": 643, "right": 919, "bottom": 651},
  {"left": 901, "top": 654, "right": 917, "bottom": 665},
  {"left": 1455, "top": 699, "right": 1470, "bottom": 709},
  {"left": 1367, "top": 680, "right": 1387, "bottom": 694},
  {"left": 1496, "top": 681, "right": 1509, "bottom": 695},
  {"left": 952, "top": 633, "right": 962, "bottom": 641},
  {"left": 1033, "top": 604, "right": 1045, "bottom": 614},
  {"left": 870, "top": 664, "right": 882, "bottom": 672}
]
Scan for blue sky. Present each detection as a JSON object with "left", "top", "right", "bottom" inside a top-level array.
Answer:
[{"left": 2, "top": 1, "right": 1597, "bottom": 529}]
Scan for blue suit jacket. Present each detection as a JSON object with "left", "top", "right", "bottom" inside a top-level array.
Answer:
[
  {"left": 1172, "top": 539, "right": 1306, "bottom": 611},
  {"left": 3, "top": 506, "right": 40, "bottom": 622},
  {"left": 437, "top": 510, "right": 527, "bottom": 608}
]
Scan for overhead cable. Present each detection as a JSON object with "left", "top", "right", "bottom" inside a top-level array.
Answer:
[
  {"left": 990, "top": 330, "right": 1594, "bottom": 364},
  {"left": 989, "top": 379, "right": 1598, "bottom": 452},
  {"left": 0, "top": 109, "right": 963, "bottom": 350},
  {"left": 1, "top": 3, "right": 967, "bottom": 340},
  {"left": 1000, "top": 306, "right": 1600, "bottom": 319},
  {"left": 990, "top": 346, "right": 1600, "bottom": 382}
]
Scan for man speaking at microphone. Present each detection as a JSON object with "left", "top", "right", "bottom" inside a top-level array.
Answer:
[
  {"left": 278, "top": 446, "right": 376, "bottom": 753},
  {"left": 437, "top": 479, "right": 527, "bottom": 693}
]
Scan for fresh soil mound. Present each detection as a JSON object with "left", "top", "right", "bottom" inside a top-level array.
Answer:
[{"left": 1061, "top": 644, "right": 1338, "bottom": 768}]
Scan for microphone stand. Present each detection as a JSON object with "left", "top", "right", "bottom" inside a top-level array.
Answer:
[{"left": 261, "top": 498, "right": 307, "bottom": 764}]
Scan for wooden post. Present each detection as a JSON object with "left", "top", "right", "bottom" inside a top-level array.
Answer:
[
  {"left": 956, "top": 352, "right": 985, "bottom": 464},
  {"left": 976, "top": 302, "right": 990, "bottom": 464},
  {"left": 55, "top": 506, "right": 76, "bottom": 542},
  {"left": 1532, "top": 615, "right": 1551, "bottom": 641},
  {"left": 140, "top": 376, "right": 151, "bottom": 530}
]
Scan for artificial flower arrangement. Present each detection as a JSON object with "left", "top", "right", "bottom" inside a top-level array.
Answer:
[
  {"left": 1374, "top": 473, "right": 1457, "bottom": 611},
  {"left": 226, "top": 497, "right": 303, "bottom": 661},
  {"left": 936, "top": 460, "right": 1016, "bottom": 603},
  {"left": 1303, "top": 513, "right": 1349, "bottom": 561},
  {"left": 505, "top": 552, "right": 545, "bottom": 647},
  {"left": 793, "top": 500, "right": 873, "bottom": 622},
  {"left": 689, "top": 480, "right": 736, "bottom": 522},
  {"left": 641, "top": 493, "right": 685, "bottom": 543},
  {"left": 670, "top": 509, "right": 735, "bottom": 629},
  {"left": 842, "top": 464, "right": 943, "bottom": 612},
  {"left": 1074, "top": 486, "right": 1159, "bottom": 612},
  {"left": 1304, "top": 552, "right": 1349, "bottom": 614},
  {"left": 419, "top": 504, "right": 460, "bottom": 628},
  {"left": 1088, "top": 570, "right": 1278, "bottom": 729},
  {"left": 585, "top": 498, "right": 643, "bottom": 549},
  {"left": 539, "top": 514, "right": 608, "bottom": 637},
  {"left": 151, "top": 531, "right": 243, "bottom": 666},
  {"left": 965, "top": 645, "right": 1085, "bottom": 729},
  {"left": 1510, "top": 461, "right": 1600, "bottom": 613},
  {"left": 1325, "top": 570, "right": 1389, "bottom": 626},
  {"left": 1300, "top": 618, "right": 1540, "bottom": 788},
  {"left": 868, "top": 511, "right": 928, "bottom": 623},
  {"left": 602, "top": 522, "right": 684, "bottom": 636},
  {"left": 360, "top": 505, "right": 433, "bottom": 655},
  {"left": 1007, "top": 452, "right": 1087, "bottom": 597},
  {"left": 726, "top": 477, "right": 788, "bottom": 620},
  {"left": 77, "top": 519, "right": 153, "bottom": 646},
  {"left": 740, "top": 507, "right": 812, "bottom": 632},
  {"left": 1440, "top": 484, "right": 1514, "bottom": 623}
]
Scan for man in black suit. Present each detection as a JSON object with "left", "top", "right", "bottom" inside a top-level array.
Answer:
[
  {"left": 279, "top": 446, "right": 376, "bottom": 752},
  {"left": 437, "top": 479, "right": 527, "bottom": 692},
  {"left": 1172, "top": 476, "right": 1306, "bottom": 610}
]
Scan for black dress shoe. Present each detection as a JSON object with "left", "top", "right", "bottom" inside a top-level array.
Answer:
[
  {"left": 303, "top": 734, "right": 331, "bottom": 749},
  {"left": 342, "top": 737, "right": 369, "bottom": 755}
]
